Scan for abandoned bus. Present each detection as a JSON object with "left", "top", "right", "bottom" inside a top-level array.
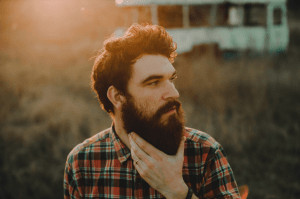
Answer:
[{"left": 115, "top": 0, "right": 289, "bottom": 54}]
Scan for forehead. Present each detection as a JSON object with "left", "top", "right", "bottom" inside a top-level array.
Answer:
[{"left": 130, "top": 54, "right": 175, "bottom": 83}]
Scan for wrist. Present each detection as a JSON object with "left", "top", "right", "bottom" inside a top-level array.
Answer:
[{"left": 165, "top": 182, "right": 189, "bottom": 199}]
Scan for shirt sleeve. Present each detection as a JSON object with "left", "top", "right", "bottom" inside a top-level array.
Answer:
[
  {"left": 64, "top": 161, "right": 81, "bottom": 199},
  {"left": 202, "top": 145, "right": 241, "bottom": 199}
]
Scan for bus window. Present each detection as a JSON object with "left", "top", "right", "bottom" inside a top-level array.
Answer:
[
  {"left": 137, "top": 6, "right": 152, "bottom": 24},
  {"left": 189, "top": 5, "right": 211, "bottom": 27},
  {"left": 158, "top": 5, "right": 183, "bottom": 28},
  {"left": 228, "top": 5, "right": 244, "bottom": 26},
  {"left": 244, "top": 4, "right": 266, "bottom": 26},
  {"left": 273, "top": 8, "right": 282, "bottom": 25},
  {"left": 215, "top": 3, "right": 230, "bottom": 26}
]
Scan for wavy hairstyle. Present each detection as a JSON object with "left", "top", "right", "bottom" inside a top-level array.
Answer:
[{"left": 91, "top": 24, "right": 177, "bottom": 113}]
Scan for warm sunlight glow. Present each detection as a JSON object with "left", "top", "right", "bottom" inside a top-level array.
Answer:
[
  {"left": 29, "top": 0, "right": 80, "bottom": 39},
  {"left": 2, "top": 0, "right": 117, "bottom": 46},
  {"left": 116, "top": 0, "right": 124, "bottom": 5}
]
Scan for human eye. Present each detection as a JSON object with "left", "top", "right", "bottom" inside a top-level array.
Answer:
[
  {"left": 147, "top": 80, "right": 160, "bottom": 86},
  {"left": 170, "top": 74, "right": 178, "bottom": 82}
]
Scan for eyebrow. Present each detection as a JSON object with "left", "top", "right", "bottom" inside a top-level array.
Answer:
[{"left": 141, "top": 71, "right": 177, "bottom": 85}]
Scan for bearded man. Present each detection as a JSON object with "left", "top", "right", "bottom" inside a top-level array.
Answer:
[{"left": 64, "top": 24, "right": 241, "bottom": 199}]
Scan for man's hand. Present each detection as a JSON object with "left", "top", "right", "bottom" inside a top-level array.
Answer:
[{"left": 129, "top": 132, "right": 188, "bottom": 199}]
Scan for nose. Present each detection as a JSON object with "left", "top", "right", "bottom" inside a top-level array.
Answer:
[{"left": 162, "top": 82, "right": 180, "bottom": 100}]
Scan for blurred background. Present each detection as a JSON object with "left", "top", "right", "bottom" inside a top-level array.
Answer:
[{"left": 0, "top": 0, "right": 299, "bottom": 198}]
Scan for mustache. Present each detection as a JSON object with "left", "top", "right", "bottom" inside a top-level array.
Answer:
[{"left": 154, "top": 100, "right": 181, "bottom": 118}]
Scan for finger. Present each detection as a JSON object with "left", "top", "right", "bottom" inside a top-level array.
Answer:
[
  {"left": 131, "top": 147, "right": 139, "bottom": 162},
  {"left": 131, "top": 148, "right": 148, "bottom": 176},
  {"left": 130, "top": 132, "right": 164, "bottom": 159},
  {"left": 133, "top": 157, "right": 148, "bottom": 178},
  {"left": 175, "top": 136, "right": 186, "bottom": 160},
  {"left": 129, "top": 134, "right": 153, "bottom": 165}
]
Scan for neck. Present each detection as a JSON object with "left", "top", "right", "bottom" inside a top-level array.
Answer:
[{"left": 112, "top": 113, "right": 131, "bottom": 149}]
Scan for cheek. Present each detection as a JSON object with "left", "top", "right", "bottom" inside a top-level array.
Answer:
[{"left": 135, "top": 96, "right": 159, "bottom": 117}]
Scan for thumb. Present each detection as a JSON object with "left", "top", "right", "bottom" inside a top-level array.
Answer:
[{"left": 175, "top": 136, "right": 186, "bottom": 160}]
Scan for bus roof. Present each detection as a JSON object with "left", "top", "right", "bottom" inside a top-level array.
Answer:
[{"left": 115, "top": 0, "right": 287, "bottom": 6}]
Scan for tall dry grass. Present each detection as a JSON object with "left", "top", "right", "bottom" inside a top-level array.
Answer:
[
  {"left": 174, "top": 40, "right": 300, "bottom": 198},
  {"left": 0, "top": 44, "right": 111, "bottom": 198}
]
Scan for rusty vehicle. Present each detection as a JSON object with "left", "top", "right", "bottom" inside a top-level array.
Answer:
[{"left": 115, "top": 0, "right": 289, "bottom": 54}]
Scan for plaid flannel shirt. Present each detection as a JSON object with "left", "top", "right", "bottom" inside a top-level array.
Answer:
[{"left": 64, "top": 126, "right": 241, "bottom": 198}]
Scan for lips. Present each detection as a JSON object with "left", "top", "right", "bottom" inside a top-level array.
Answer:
[
  {"left": 156, "top": 100, "right": 181, "bottom": 117},
  {"left": 167, "top": 106, "right": 177, "bottom": 113}
]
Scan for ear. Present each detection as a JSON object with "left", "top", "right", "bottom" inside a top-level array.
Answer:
[{"left": 107, "top": 86, "right": 125, "bottom": 111}]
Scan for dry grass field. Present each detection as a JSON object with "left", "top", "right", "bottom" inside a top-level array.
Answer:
[{"left": 0, "top": 0, "right": 299, "bottom": 198}]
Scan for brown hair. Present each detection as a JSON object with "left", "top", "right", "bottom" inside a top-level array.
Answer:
[{"left": 91, "top": 23, "right": 177, "bottom": 113}]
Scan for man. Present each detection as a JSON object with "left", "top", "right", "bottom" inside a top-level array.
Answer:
[{"left": 64, "top": 24, "right": 241, "bottom": 199}]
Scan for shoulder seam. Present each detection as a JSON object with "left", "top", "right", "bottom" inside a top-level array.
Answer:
[
  {"left": 184, "top": 127, "right": 221, "bottom": 149},
  {"left": 67, "top": 128, "right": 111, "bottom": 160}
]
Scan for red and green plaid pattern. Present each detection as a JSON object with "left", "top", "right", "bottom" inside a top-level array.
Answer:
[{"left": 64, "top": 127, "right": 241, "bottom": 198}]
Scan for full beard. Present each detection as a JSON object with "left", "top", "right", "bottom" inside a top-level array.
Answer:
[{"left": 121, "top": 97, "right": 185, "bottom": 155}]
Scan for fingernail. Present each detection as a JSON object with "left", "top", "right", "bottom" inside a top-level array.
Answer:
[
  {"left": 130, "top": 132, "right": 135, "bottom": 139},
  {"left": 129, "top": 137, "right": 133, "bottom": 146}
]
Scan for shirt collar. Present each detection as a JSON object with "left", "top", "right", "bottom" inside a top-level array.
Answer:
[{"left": 110, "top": 125, "right": 131, "bottom": 164}]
